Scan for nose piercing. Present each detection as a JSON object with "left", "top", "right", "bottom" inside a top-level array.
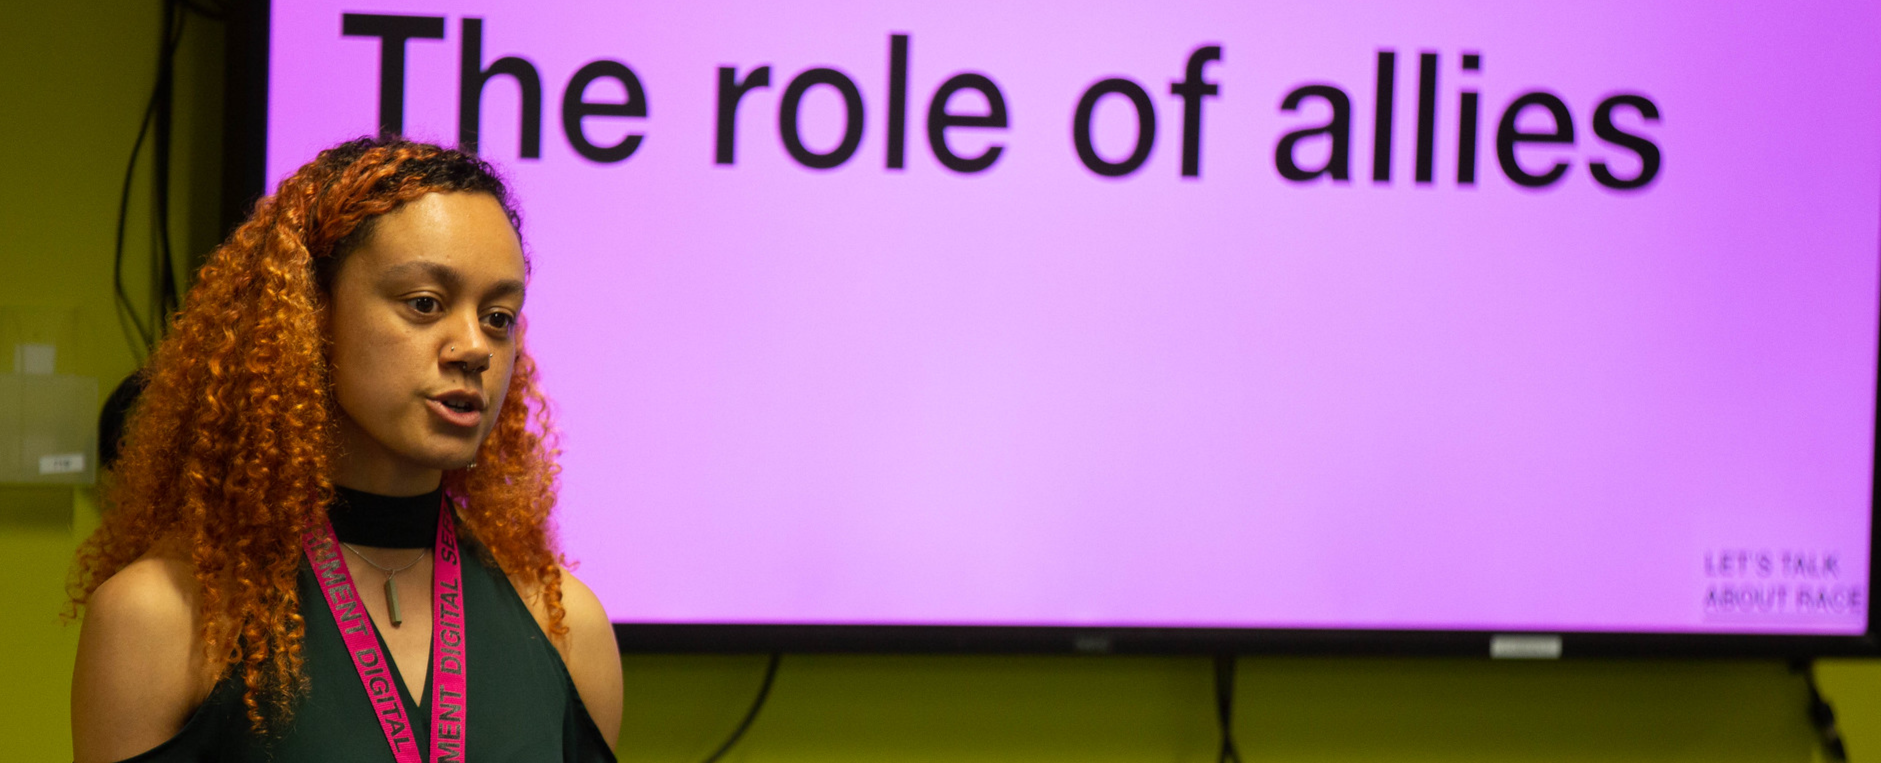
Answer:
[{"left": 447, "top": 347, "right": 495, "bottom": 371}]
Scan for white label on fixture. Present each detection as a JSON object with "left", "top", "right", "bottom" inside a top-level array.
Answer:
[
  {"left": 1490, "top": 634, "right": 1563, "bottom": 659},
  {"left": 39, "top": 453, "right": 85, "bottom": 475}
]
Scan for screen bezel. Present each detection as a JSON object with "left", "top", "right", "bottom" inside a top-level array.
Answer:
[{"left": 231, "top": 0, "right": 1881, "bottom": 658}]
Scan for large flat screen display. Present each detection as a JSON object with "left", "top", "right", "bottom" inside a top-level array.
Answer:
[{"left": 265, "top": 0, "right": 1880, "bottom": 645}]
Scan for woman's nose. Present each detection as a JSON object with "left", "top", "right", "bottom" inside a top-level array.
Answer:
[{"left": 444, "top": 317, "right": 494, "bottom": 373}]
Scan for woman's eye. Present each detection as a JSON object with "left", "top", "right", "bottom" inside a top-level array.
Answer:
[
  {"left": 408, "top": 296, "right": 441, "bottom": 314},
  {"left": 485, "top": 312, "right": 515, "bottom": 332}
]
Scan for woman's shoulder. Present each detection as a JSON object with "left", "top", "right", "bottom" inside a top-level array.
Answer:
[
  {"left": 72, "top": 549, "right": 222, "bottom": 763},
  {"left": 80, "top": 547, "right": 203, "bottom": 673},
  {"left": 495, "top": 558, "right": 613, "bottom": 648},
  {"left": 88, "top": 549, "right": 197, "bottom": 619},
  {"left": 554, "top": 568, "right": 622, "bottom": 751},
  {"left": 505, "top": 565, "right": 621, "bottom": 751},
  {"left": 82, "top": 540, "right": 209, "bottom": 651},
  {"left": 552, "top": 568, "right": 611, "bottom": 635}
]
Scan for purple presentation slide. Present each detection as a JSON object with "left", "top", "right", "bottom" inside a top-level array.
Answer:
[{"left": 269, "top": 0, "right": 1879, "bottom": 634}]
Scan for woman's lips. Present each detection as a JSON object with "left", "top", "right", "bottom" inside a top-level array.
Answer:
[{"left": 427, "top": 397, "right": 483, "bottom": 428}]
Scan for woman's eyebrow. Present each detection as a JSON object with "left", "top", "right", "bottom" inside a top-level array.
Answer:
[
  {"left": 383, "top": 260, "right": 463, "bottom": 290},
  {"left": 381, "top": 261, "right": 524, "bottom": 299},
  {"left": 485, "top": 279, "right": 526, "bottom": 300}
]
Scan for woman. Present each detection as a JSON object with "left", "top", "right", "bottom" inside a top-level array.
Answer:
[{"left": 69, "top": 137, "right": 622, "bottom": 762}]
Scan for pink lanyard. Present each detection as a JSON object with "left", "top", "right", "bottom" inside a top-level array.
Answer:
[{"left": 303, "top": 497, "right": 468, "bottom": 763}]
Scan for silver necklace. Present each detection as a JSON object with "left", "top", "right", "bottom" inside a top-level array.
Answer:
[{"left": 341, "top": 543, "right": 428, "bottom": 627}]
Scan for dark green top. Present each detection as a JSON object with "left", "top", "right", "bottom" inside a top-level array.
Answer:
[{"left": 118, "top": 538, "right": 615, "bottom": 762}]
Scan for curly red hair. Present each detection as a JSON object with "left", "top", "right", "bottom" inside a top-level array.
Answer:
[{"left": 70, "top": 137, "right": 567, "bottom": 731}]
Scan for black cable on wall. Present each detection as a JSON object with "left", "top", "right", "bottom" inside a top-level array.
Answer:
[
  {"left": 1800, "top": 660, "right": 1849, "bottom": 762},
  {"left": 114, "top": 0, "right": 227, "bottom": 359},
  {"left": 702, "top": 653, "right": 783, "bottom": 763},
  {"left": 1215, "top": 654, "right": 1244, "bottom": 763}
]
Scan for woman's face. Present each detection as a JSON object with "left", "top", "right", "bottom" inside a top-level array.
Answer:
[{"left": 326, "top": 191, "right": 527, "bottom": 493}]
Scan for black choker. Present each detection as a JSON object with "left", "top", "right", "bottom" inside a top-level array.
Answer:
[{"left": 328, "top": 485, "right": 444, "bottom": 548}]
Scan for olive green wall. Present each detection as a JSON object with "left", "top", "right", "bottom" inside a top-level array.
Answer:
[{"left": 3, "top": 3, "right": 1877, "bottom": 762}]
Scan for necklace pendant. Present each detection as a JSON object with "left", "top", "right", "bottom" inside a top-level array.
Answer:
[{"left": 385, "top": 576, "right": 403, "bottom": 627}]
